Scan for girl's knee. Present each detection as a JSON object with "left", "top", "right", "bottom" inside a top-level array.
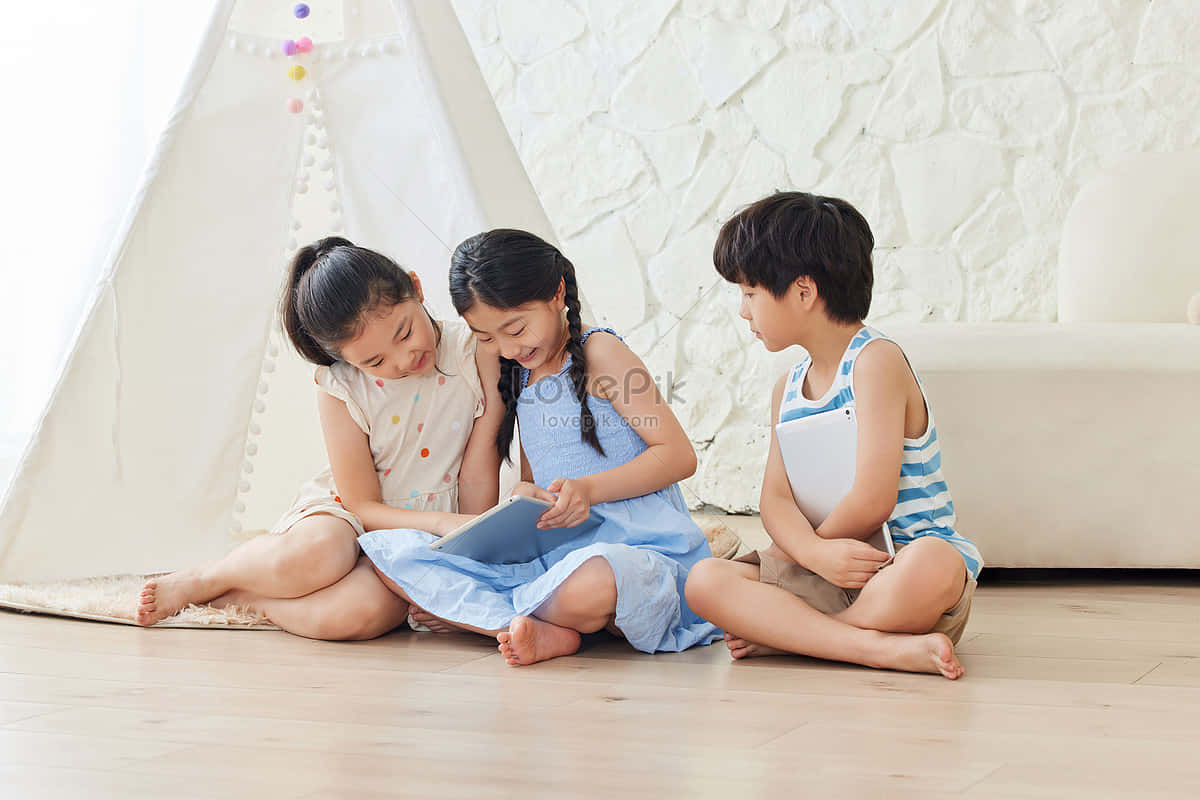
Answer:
[
  {"left": 275, "top": 520, "right": 358, "bottom": 581},
  {"left": 545, "top": 557, "right": 616, "bottom": 627},
  {"left": 311, "top": 590, "right": 405, "bottom": 641},
  {"left": 310, "top": 609, "right": 375, "bottom": 641},
  {"left": 684, "top": 558, "right": 727, "bottom": 611},
  {"left": 567, "top": 556, "right": 617, "bottom": 603}
]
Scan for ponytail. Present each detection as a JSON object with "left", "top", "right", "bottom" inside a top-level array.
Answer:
[
  {"left": 281, "top": 237, "right": 353, "bottom": 366},
  {"left": 279, "top": 236, "right": 421, "bottom": 365}
]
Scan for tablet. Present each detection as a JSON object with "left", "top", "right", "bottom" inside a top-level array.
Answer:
[
  {"left": 429, "top": 495, "right": 604, "bottom": 564},
  {"left": 775, "top": 406, "right": 894, "bottom": 556}
]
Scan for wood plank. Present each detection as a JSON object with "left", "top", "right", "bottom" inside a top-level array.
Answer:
[
  {"left": 0, "top": 764, "right": 305, "bottom": 800},
  {"left": 959, "top": 632, "right": 1200, "bottom": 661},
  {"left": 0, "top": 699, "right": 64, "bottom": 725},
  {"left": 0, "top": 729, "right": 190, "bottom": 770},
  {"left": 1135, "top": 657, "right": 1200, "bottom": 688}
]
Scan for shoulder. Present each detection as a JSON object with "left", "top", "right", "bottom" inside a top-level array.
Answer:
[
  {"left": 580, "top": 328, "right": 637, "bottom": 368},
  {"left": 771, "top": 371, "right": 789, "bottom": 399},
  {"left": 769, "top": 370, "right": 790, "bottom": 412},
  {"left": 580, "top": 329, "right": 645, "bottom": 400},
  {"left": 318, "top": 361, "right": 357, "bottom": 395},
  {"left": 438, "top": 317, "right": 482, "bottom": 376},
  {"left": 440, "top": 316, "right": 469, "bottom": 342},
  {"left": 439, "top": 317, "right": 474, "bottom": 359},
  {"left": 473, "top": 337, "right": 501, "bottom": 383},
  {"left": 852, "top": 337, "right": 911, "bottom": 395},
  {"left": 581, "top": 327, "right": 626, "bottom": 355},
  {"left": 316, "top": 363, "right": 370, "bottom": 433}
]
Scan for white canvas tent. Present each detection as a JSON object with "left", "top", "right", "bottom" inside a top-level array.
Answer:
[{"left": 0, "top": 0, "right": 557, "bottom": 583}]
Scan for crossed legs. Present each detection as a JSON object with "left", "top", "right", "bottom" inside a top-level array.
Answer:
[
  {"left": 137, "top": 515, "right": 406, "bottom": 641},
  {"left": 685, "top": 537, "right": 967, "bottom": 679}
]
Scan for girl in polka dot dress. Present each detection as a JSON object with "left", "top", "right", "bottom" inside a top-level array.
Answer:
[{"left": 135, "top": 238, "right": 504, "bottom": 638}]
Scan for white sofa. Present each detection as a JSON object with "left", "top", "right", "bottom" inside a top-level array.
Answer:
[
  {"left": 768, "top": 153, "right": 1200, "bottom": 568},
  {"left": 831, "top": 323, "right": 1199, "bottom": 568}
]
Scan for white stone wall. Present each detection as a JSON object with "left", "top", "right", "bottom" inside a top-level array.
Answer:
[{"left": 450, "top": 0, "right": 1198, "bottom": 511}]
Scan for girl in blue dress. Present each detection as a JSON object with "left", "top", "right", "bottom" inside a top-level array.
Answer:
[{"left": 359, "top": 229, "right": 720, "bottom": 665}]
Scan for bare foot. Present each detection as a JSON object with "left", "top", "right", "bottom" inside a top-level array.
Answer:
[
  {"left": 410, "top": 606, "right": 459, "bottom": 634},
  {"left": 135, "top": 569, "right": 220, "bottom": 626},
  {"left": 878, "top": 632, "right": 963, "bottom": 679},
  {"left": 723, "top": 631, "right": 786, "bottom": 659},
  {"left": 496, "top": 615, "right": 581, "bottom": 666}
]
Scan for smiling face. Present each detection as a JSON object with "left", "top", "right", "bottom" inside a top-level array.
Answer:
[
  {"left": 338, "top": 297, "right": 439, "bottom": 380},
  {"left": 460, "top": 283, "right": 569, "bottom": 373}
]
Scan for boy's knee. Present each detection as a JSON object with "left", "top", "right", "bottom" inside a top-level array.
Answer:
[{"left": 899, "top": 538, "right": 965, "bottom": 605}]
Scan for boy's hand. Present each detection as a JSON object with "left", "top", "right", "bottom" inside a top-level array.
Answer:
[
  {"left": 537, "top": 477, "right": 592, "bottom": 529},
  {"left": 811, "top": 538, "right": 892, "bottom": 589}
]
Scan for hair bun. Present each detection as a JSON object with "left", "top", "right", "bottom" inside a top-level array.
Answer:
[{"left": 313, "top": 236, "right": 355, "bottom": 260}]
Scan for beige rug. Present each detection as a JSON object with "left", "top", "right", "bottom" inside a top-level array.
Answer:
[
  {"left": 0, "top": 573, "right": 278, "bottom": 629},
  {"left": 0, "top": 515, "right": 741, "bottom": 629}
]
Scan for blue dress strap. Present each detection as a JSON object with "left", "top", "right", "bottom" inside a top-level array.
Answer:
[
  {"left": 580, "top": 326, "right": 621, "bottom": 345},
  {"left": 558, "top": 328, "right": 622, "bottom": 375},
  {"left": 567, "top": 328, "right": 622, "bottom": 372}
]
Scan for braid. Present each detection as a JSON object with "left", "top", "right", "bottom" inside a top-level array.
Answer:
[
  {"left": 561, "top": 261, "right": 605, "bottom": 457},
  {"left": 495, "top": 356, "right": 522, "bottom": 464}
]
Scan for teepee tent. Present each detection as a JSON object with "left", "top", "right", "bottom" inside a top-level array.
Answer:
[{"left": 0, "top": 0, "right": 557, "bottom": 583}]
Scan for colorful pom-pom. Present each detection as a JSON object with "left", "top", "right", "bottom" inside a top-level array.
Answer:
[
  {"left": 288, "top": 65, "right": 306, "bottom": 81},
  {"left": 281, "top": 39, "right": 297, "bottom": 56},
  {"left": 296, "top": 36, "right": 314, "bottom": 53},
  {"left": 286, "top": 98, "right": 304, "bottom": 114},
  {"left": 294, "top": 4, "right": 310, "bottom": 19}
]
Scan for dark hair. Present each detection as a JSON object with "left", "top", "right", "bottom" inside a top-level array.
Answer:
[
  {"left": 280, "top": 236, "right": 429, "bottom": 365},
  {"left": 713, "top": 192, "right": 874, "bottom": 324},
  {"left": 449, "top": 229, "right": 603, "bottom": 463}
]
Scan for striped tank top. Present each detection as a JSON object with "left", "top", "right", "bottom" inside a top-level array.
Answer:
[{"left": 779, "top": 327, "right": 983, "bottom": 579}]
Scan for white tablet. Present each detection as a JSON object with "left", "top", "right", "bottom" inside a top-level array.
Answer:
[
  {"left": 429, "top": 495, "right": 604, "bottom": 564},
  {"left": 775, "top": 406, "right": 894, "bottom": 556}
]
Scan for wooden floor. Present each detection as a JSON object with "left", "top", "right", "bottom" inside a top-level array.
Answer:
[{"left": 2, "top": 570, "right": 1199, "bottom": 798}]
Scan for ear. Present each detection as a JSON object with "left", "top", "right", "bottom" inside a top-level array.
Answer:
[
  {"left": 408, "top": 270, "right": 425, "bottom": 303},
  {"left": 794, "top": 275, "right": 818, "bottom": 308},
  {"left": 554, "top": 277, "right": 567, "bottom": 312}
]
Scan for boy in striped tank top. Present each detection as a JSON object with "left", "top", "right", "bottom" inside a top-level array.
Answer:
[{"left": 685, "top": 192, "right": 982, "bottom": 680}]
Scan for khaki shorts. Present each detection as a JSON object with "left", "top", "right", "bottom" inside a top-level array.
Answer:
[{"left": 736, "top": 545, "right": 976, "bottom": 645}]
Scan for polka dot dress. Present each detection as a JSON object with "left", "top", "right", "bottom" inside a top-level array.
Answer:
[{"left": 270, "top": 319, "right": 487, "bottom": 536}]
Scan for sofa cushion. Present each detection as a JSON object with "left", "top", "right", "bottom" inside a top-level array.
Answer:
[{"left": 1059, "top": 152, "right": 1200, "bottom": 323}]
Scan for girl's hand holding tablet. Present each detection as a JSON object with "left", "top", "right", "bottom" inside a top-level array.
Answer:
[
  {"left": 511, "top": 480, "right": 593, "bottom": 529},
  {"left": 511, "top": 481, "right": 557, "bottom": 503},
  {"left": 538, "top": 477, "right": 593, "bottom": 529}
]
